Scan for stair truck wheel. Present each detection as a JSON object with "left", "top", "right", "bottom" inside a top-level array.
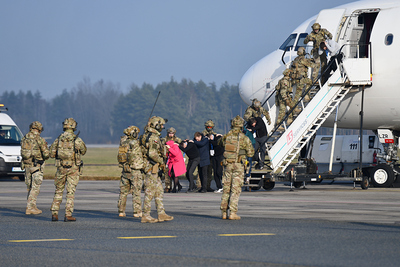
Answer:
[{"left": 371, "top": 164, "right": 394, "bottom": 187}]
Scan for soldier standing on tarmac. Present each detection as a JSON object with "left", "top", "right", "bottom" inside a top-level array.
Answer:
[
  {"left": 49, "top": 118, "right": 87, "bottom": 222},
  {"left": 275, "top": 69, "right": 294, "bottom": 131},
  {"left": 243, "top": 99, "right": 271, "bottom": 125},
  {"left": 21, "top": 121, "right": 50, "bottom": 215},
  {"left": 219, "top": 115, "right": 254, "bottom": 220},
  {"left": 117, "top": 126, "right": 144, "bottom": 218},
  {"left": 140, "top": 116, "right": 174, "bottom": 223},
  {"left": 161, "top": 127, "right": 182, "bottom": 193}
]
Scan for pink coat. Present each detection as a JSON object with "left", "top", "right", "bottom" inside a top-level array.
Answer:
[{"left": 166, "top": 140, "right": 186, "bottom": 177}]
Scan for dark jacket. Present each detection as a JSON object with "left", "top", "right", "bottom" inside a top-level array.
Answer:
[
  {"left": 179, "top": 142, "right": 200, "bottom": 160},
  {"left": 208, "top": 135, "right": 224, "bottom": 157},
  {"left": 247, "top": 117, "right": 267, "bottom": 138},
  {"left": 194, "top": 137, "right": 210, "bottom": 167}
]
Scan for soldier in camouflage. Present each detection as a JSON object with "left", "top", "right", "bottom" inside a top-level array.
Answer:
[
  {"left": 161, "top": 127, "right": 182, "bottom": 193},
  {"left": 219, "top": 115, "right": 254, "bottom": 220},
  {"left": 21, "top": 121, "right": 50, "bottom": 215},
  {"left": 49, "top": 118, "right": 87, "bottom": 222},
  {"left": 140, "top": 116, "right": 174, "bottom": 223},
  {"left": 275, "top": 69, "right": 294, "bottom": 130},
  {"left": 243, "top": 99, "right": 271, "bottom": 125},
  {"left": 117, "top": 125, "right": 145, "bottom": 218},
  {"left": 290, "top": 47, "right": 314, "bottom": 104},
  {"left": 304, "top": 23, "right": 333, "bottom": 82}
]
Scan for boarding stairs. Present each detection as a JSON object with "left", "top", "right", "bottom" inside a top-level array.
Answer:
[{"left": 263, "top": 52, "right": 372, "bottom": 174}]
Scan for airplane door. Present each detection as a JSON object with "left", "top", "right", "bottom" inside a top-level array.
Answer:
[{"left": 314, "top": 9, "right": 346, "bottom": 40}]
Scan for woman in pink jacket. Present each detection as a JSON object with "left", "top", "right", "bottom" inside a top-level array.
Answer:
[{"left": 166, "top": 140, "right": 186, "bottom": 192}]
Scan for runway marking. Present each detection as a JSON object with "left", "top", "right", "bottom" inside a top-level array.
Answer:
[
  {"left": 219, "top": 233, "right": 275, "bottom": 237},
  {"left": 8, "top": 239, "right": 74, "bottom": 243},
  {"left": 118, "top": 236, "right": 176, "bottom": 239}
]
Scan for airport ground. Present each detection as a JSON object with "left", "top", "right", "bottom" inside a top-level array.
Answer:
[{"left": 1, "top": 178, "right": 400, "bottom": 267}]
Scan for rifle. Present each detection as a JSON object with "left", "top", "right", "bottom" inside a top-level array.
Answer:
[{"left": 148, "top": 91, "right": 161, "bottom": 121}]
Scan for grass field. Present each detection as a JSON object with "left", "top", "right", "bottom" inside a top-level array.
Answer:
[{"left": 44, "top": 147, "right": 120, "bottom": 180}]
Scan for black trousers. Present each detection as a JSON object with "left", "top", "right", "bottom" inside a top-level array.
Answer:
[
  {"left": 186, "top": 157, "right": 200, "bottom": 190},
  {"left": 198, "top": 165, "right": 208, "bottom": 191},
  {"left": 210, "top": 154, "right": 223, "bottom": 189}
]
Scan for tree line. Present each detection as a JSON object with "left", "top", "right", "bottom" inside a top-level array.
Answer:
[{"left": 1, "top": 78, "right": 247, "bottom": 144}]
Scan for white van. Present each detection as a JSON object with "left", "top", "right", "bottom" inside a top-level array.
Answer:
[{"left": 0, "top": 104, "right": 24, "bottom": 180}]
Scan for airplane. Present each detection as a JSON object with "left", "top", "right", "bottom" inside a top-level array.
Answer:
[{"left": 239, "top": 0, "right": 400, "bottom": 188}]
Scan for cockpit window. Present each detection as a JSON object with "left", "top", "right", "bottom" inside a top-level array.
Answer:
[
  {"left": 279, "top": 33, "right": 309, "bottom": 51},
  {"left": 279, "top": 34, "right": 297, "bottom": 51},
  {"left": 295, "top": 33, "right": 309, "bottom": 50}
]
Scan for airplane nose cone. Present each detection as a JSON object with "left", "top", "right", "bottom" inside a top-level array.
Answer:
[
  {"left": 239, "top": 50, "right": 287, "bottom": 108},
  {"left": 239, "top": 66, "right": 255, "bottom": 106}
]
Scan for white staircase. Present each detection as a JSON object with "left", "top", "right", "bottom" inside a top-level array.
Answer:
[{"left": 266, "top": 68, "right": 351, "bottom": 173}]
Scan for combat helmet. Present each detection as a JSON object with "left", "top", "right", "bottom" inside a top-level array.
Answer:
[
  {"left": 312, "top": 23, "right": 321, "bottom": 31},
  {"left": 231, "top": 115, "right": 244, "bottom": 129},
  {"left": 283, "top": 69, "right": 291, "bottom": 76},
  {"left": 148, "top": 116, "right": 167, "bottom": 132},
  {"left": 167, "top": 127, "right": 176, "bottom": 134},
  {"left": 297, "top": 46, "right": 306, "bottom": 56},
  {"left": 252, "top": 99, "right": 261, "bottom": 108},
  {"left": 63, "top": 118, "right": 77, "bottom": 131},
  {"left": 204, "top": 120, "right": 215, "bottom": 132},
  {"left": 124, "top": 125, "right": 140, "bottom": 139},
  {"left": 29, "top": 121, "right": 43, "bottom": 132}
]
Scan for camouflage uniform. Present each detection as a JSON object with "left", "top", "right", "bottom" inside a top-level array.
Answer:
[
  {"left": 49, "top": 118, "right": 87, "bottom": 221},
  {"left": 304, "top": 23, "right": 332, "bottom": 82},
  {"left": 243, "top": 99, "right": 271, "bottom": 124},
  {"left": 275, "top": 69, "right": 293, "bottom": 126},
  {"left": 161, "top": 127, "right": 182, "bottom": 192},
  {"left": 21, "top": 121, "right": 50, "bottom": 215},
  {"left": 290, "top": 47, "right": 314, "bottom": 103},
  {"left": 219, "top": 115, "right": 254, "bottom": 220},
  {"left": 117, "top": 126, "right": 144, "bottom": 218},
  {"left": 141, "top": 116, "right": 173, "bottom": 223}
]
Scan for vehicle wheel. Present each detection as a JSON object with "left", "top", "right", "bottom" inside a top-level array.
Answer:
[
  {"left": 360, "top": 176, "right": 369, "bottom": 190},
  {"left": 249, "top": 179, "right": 261, "bottom": 190},
  {"left": 262, "top": 181, "right": 275, "bottom": 191},
  {"left": 371, "top": 164, "right": 394, "bottom": 187},
  {"left": 18, "top": 175, "right": 25, "bottom": 181}
]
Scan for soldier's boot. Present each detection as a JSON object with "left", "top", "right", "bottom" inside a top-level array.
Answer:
[
  {"left": 222, "top": 211, "right": 227, "bottom": 220},
  {"left": 164, "top": 188, "right": 170, "bottom": 193},
  {"left": 52, "top": 214, "right": 58, "bottom": 221},
  {"left": 118, "top": 212, "right": 126, "bottom": 217},
  {"left": 26, "top": 207, "right": 42, "bottom": 215},
  {"left": 229, "top": 213, "right": 241, "bottom": 220},
  {"left": 133, "top": 211, "right": 142, "bottom": 218},
  {"left": 287, "top": 117, "right": 293, "bottom": 126},
  {"left": 158, "top": 212, "right": 174, "bottom": 222},
  {"left": 64, "top": 216, "right": 76, "bottom": 222},
  {"left": 141, "top": 214, "right": 158, "bottom": 223},
  {"left": 304, "top": 94, "right": 311, "bottom": 103},
  {"left": 294, "top": 107, "right": 302, "bottom": 114}
]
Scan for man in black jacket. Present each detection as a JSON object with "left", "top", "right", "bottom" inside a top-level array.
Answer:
[
  {"left": 208, "top": 133, "right": 224, "bottom": 193},
  {"left": 247, "top": 117, "right": 268, "bottom": 170},
  {"left": 179, "top": 140, "right": 200, "bottom": 192}
]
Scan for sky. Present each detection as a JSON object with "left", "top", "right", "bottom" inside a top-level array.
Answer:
[{"left": 0, "top": 0, "right": 354, "bottom": 99}]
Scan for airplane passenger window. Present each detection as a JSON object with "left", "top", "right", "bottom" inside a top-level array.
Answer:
[
  {"left": 279, "top": 34, "right": 297, "bottom": 51},
  {"left": 385, "top": 34, "right": 393, "bottom": 45}
]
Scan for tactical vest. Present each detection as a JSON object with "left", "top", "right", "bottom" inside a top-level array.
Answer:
[
  {"left": 117, "top": 135, "right": 130, "bottom": 167},
  {"left": 21, "top": 134, "right": 40, "bottom": 163},
  {"left": 223, "top": 132, "right": 240, "bottom": 163},
  {"left": 56, "top": 133, "right": 77, "bottom": 167},
  {"left": 128, "top": 139, "right": 144, "bottom": 170}
]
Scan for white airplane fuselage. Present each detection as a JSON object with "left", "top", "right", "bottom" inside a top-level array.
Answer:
[{"left": 239, "top": 0, "right": 400, "bottom": 131}]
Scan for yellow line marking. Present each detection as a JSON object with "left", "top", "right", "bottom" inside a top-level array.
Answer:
[
  {"left": 219, "top": 233, "right": 275, "bottom": 237},
  {"left": 118, "top": 236, "right": 177, "bottom": 239},
  {"left": 8, "top": 239, "right": 74, "bottom": 243}
]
